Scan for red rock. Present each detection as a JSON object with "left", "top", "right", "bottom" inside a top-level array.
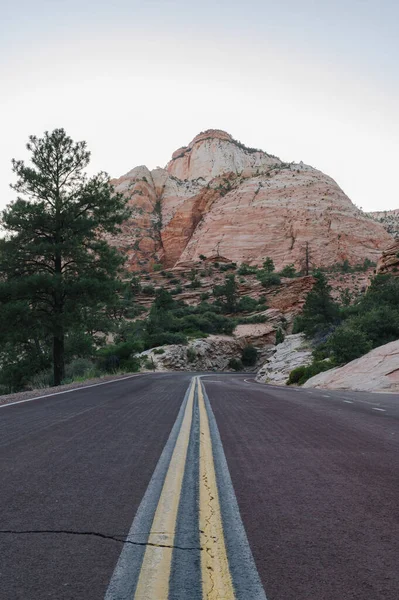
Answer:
[{"left": 108, "top": 130, "right": 393, "bottom": 272}]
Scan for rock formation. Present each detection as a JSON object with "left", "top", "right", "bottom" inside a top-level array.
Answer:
[
  {"left": 376, "top": 239, "right": 399, "bottom": 276},
  {"left": 256, "top": 333, "right": 312, "bottom": 385},
  {"left": 110, "top": 129, "right": 393, "bottom": 272},
  {"left": 303, "top": 339, "right": 399, "bottom": 392},
  {"left": 369, "top": 209, "right": 399, "bottom": 238}
]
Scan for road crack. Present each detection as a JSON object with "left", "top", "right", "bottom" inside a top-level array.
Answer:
[{"left": 0, "top": 529, "right": 202, "bottom": 551}]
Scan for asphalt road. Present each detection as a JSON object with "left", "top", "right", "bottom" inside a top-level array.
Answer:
[{"left": 0, "top": 373, "right": 398, "bottom": 599}]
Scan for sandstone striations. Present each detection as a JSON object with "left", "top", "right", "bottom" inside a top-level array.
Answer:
[
  {"left": 110, "top": 129, "right": 393, "bottom": 272},
  {"left": 376, "top": 239, "right": 399, "bottom": 276}
]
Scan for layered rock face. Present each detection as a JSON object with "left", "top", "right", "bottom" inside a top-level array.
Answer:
[
  {"left": 303, "top": 339, "right": 399, "bottom": 392},
  {"left": 376, "top": 240, "right": 399, "bottom": 276},
  {"left": 256, "top": 334, "right": 312, "bottom": 385},
  {"left": 111, "top": 130, "right": 392, "bottom": 271},
  {"left": 369, "top": 209, "right": 399, "bottom": 238}
]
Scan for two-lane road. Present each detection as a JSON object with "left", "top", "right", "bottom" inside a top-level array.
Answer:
[{"left": 0, "top": 373, "right": 398, "bottom": 599}]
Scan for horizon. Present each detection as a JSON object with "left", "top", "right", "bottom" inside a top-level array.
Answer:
[{"left": 1, "top": 0, "right": 398, "bottom": 212}]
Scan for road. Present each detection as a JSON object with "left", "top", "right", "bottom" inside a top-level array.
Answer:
[{"left": 0, "top": 373, "right": 398, "bottom": 599}]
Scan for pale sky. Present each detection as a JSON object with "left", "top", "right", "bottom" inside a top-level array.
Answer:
[{"left": 1, "top": 0, "right": 398, "bottom": 212}]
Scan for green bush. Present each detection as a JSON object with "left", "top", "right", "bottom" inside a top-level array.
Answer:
[
  {"left": 327, "top": 326, "right": 371, "bottom": 364},
  {"left": 237, "top": 296, "right": 258, "bottom": 313},
  {"left": 153, "top": 348, "right": 165, "bottom": 355},
  {"left": 171, "top": 285, "right": 183, "bottom": 295},
  {"left": 153, "top": 263, "right": 162, "bottom": 272},
  {"left": 241, "top": 345, "right": 258, "bottom": 366},
  {"left": 287, "top": 360, "right": 333, "bottom": 385},
  {"left": 262, "top": 257, "right": 275, "bottom": 272},
  {"left": 27, "top": 369, "right": 54, "bottom": 390},
  {"left": 228, "top": 358, "right": 243, "bottom": 371},
  {"left": 142, "top": 285, "right": 156, "bottom": 296},
  {"left": 275, "top": 328, "right": 285, "bottom": 345},
  {"left": 187, "top": 347, "right": 196, "bottom": 363},
  {"left": 258, "top": 272, "right": 281, "bottom": 288},
  {"left": 64, "top": 358, "right": 96, "bottom": 379},
  {"left": 280, "top": 264, "right": 296, "bottom": 278},
  {"left": 238, "top": 263, "right": 256, "bottom": 275}
]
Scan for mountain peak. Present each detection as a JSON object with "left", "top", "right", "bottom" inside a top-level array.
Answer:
[{"left": 166, "top": 129, "right": 279, "bottom": 181}]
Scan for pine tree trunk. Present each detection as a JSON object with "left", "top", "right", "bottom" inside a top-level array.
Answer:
[{"left": 53, "top": 333, "right": 65, "bottom": 386}]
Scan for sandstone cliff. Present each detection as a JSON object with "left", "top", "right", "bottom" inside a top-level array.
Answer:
[
  {"left": 376, "top": 239, "right": 399, "bottom": 276},
  {"left": 369, "top": 209, "right": 399, "bottom": 238},
  {"left": 110, "top": 130, "right": 392, "bottom": 271}
]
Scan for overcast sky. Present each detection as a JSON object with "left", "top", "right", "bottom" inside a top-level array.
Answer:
[{"left": 1, "top": 0, "right": 398, "bottom": 212}]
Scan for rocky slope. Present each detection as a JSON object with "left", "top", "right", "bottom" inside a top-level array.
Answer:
[
  {"left": 369, "top": 209, "right": 399, "bottom": 238},
  {"left": 256, "top": 333, "right": 312, "bottom": 385},
  {"left": 376, "top": 239, "right": 399, "bottom": 276},
  {"left": 303, "top": 339, "right": 399, "bottom": 392},
  {"left": 109, "top": 129, "right": 392, "bottom": 272}
]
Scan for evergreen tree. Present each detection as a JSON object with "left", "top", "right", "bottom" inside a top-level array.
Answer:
[
  {"left": 295, "top": 271, "right": 339, "bottom": 338},
  {"left": 213, "top": 274, "right": 238, "bottom": 313},
  {"left": 262, "top": 257, "right": 275, "bottom": 273},
  {"left": 0, "top": 129, "right": 129, "bottom": 387}
]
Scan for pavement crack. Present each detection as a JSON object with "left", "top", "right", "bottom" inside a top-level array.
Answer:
[{"left": 0, "top": 529, "right": 202, "bottom": 551}]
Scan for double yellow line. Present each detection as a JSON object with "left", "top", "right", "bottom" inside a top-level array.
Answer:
[{"left": 134, "top": 377, "right": 235, "bottom": 599}]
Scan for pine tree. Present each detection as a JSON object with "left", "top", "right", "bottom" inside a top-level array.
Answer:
[
  {"left": 0, "top": 129, "right": 130, "bottom": 387},
  {"left": 296, "top": 271, "right": 339, "bottom": 338}
]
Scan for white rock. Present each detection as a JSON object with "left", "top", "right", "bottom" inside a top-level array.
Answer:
[
  {"left": 304, "top": 339, "right": 399, "bottom": 392},
  {"left": 256, "top": 333, "right": 312, "bottom": 385}
]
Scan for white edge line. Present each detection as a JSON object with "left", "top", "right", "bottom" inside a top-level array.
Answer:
[
  {"left": 372, "top": 407, "right": 386, "bottom": 412},
  {"left": 0, "top": 373, "right": 145, "bottom": 409}
]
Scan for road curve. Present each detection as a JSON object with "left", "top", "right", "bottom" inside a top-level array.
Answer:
[{"left": 0, "top": 373, "right": 398, "bottom": 599}]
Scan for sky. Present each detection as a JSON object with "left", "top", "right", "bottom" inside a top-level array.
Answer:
[{"left": 0, "top": 0, "right": 398, "bottom": 212}]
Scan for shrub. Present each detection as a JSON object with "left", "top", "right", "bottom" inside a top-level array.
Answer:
[
  {"left": 220, "top": 263, "right": 237, "bottom": 272},
  {"left": 171, "top": 285, "right": 183, "bottom": 295},
  {"left": 258, "top": 272, "right": 281, "bottom": 288},
  {"left": 27, "top": 369, "right": 54, "bottom": 390},
  {"left": 142, "top": 285, "right": 156, "bottom": 296},
  {"left": 143, "top": 358, "right": 155, "bottom": 370},
  {"left": 275, "top": 328, "right": 285, "bottom": 345},
  {"left": 241, "top": 345, "right": 258, "bottom": 366},
  {"left": 64, "top": 358, "right": 96, "bottom": 379},
  {"left": 187, "top": 347, "right": 196, "bottom": 363},
  {"left": 263, "top": 257, "right": 275, "bottom": 272},
  {"left": 199, "top": 254, "right": 207, "bottom": 261},
  {"left": 235, "top": 314, "right": 267, "bottom": 324},
  {"left": 200, "top": 292, "right": 210, "bottom": 301},
  {"left": 153, "top": 263, "right": 162, "bottom": 272},
  {"left": 280, "top": 264, "right": 296, "bottom": 278},
  {"left": 287, "top": 365, "right": 306, "bottom": 385},
  {"left": 287, "top": 360, "right": 333, "bottom": 385},
  {"left": 238, "top": 263, "right": 255, "bottom": 275},
  {"left": 327, "top": 326, "right": 371, "bottom": 364},
  {"left": 237, "top": 296, "right": 258, "bottom": 313},
  {"left": 145, "top": 331, "right": 188, "bottom": 349},
  {"left": 228, "top": 358, "right": 243, "bottom": 371},
  {"left": 153, "top": 348, "right": 165, "bottom": 355}
]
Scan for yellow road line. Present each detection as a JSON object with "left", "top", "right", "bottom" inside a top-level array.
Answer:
[
  {"left": 134, "top": 377, "right": 196, "bottom": 600},
  {"left": 198, "top": 380, "right": 235, "bottom": 600}
]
